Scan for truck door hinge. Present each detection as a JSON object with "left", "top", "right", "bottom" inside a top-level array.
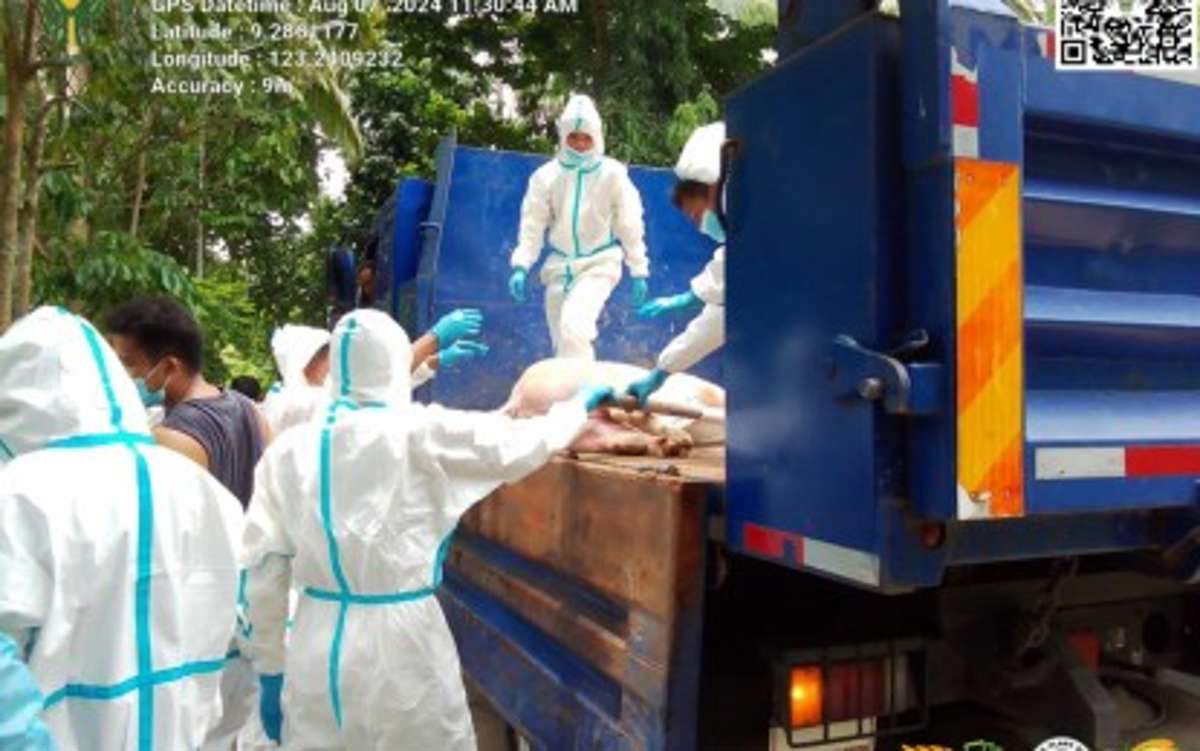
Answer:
[{"left": 830, "top": 333, "right": 944, "bottom": 416}]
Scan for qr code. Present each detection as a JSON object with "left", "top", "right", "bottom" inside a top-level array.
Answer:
[{"left": 1058, "top": 0, "right": 1197, "bottom": 69}]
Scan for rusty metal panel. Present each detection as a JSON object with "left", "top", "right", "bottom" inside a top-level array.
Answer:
[
  {"left": 449, "top": 455, "right": 717, "bottom": 747},
  {"left": 459, "top": 457, "right": 711, "bottom": 621}
]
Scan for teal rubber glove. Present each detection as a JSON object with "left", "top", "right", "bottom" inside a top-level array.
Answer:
[
  {"left": 439, "top": 340, "right": 489, "bottom": 369},
  {"left": 432, "top": 309, "right": 483, "bottom": 345},
  {"left": 626, "top": 368, "right": 669, "bottom": 406},
  {"left": 637, "top": 291, "right": 699, "bottom": 319},
  {"left": 630, "top": 278, "right": 649, "bottom": 308},
  {"left": 580, "top": 384, "right": 617, "bottom": 412},
  {"left": 509, "top": 268, "right": 528, "bottom": 303},
  {"left": 259, "top": 674, "right": 283, "bottom": 743}
]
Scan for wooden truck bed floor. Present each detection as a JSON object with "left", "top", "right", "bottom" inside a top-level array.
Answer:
[{"left": 558, "top": 445, "right": 726, "bottom": 486}]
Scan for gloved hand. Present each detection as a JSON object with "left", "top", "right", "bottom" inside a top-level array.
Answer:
[
  {"left": 432, "top": 308, "right": 483, "bottom": 345},
  {"left": 508, "top": 267, "right": 528, "bottom": 303},
  {"left": 579, "top": 384, "right": 616, "bottom": 412},
  {"left": 439, "top": 340, "right": 489, "bottom": 369},
  {"left": 630, "top": 278, "right": 649, "bottom": 308},
  {"left": 259, "top": 673, "right": 284, "bottom": 743},
  {"left": 625, "top": 368, "right": 669, "bottom": 406},
  {"left": 638, "top": 291, "right": 699, "bottom": 319}
]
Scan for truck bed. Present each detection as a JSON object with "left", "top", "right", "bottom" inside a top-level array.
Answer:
[{"left": 441, "top": 447, "right": 724, "bottom": 749}]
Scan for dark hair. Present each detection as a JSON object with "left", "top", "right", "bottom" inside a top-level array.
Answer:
[
  {"left": 229, "top": 375, "right": 263, "bottom": 401},
  {"left": 105, "top": 296, "right": 204, "bottom": 372},
  {"left": 672, "top": 179, "right": 712, "bottom": 209}
]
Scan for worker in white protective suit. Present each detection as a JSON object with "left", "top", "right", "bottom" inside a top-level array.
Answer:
[
  {"left": 264, "top": 311, "right": 489, "bottom": 437},
  {"left": 262, "top": 324, "right": 334, "bottom": 437},
  {"left": 0, "top": 307, "right": 244, "bottom": 751},
  {"left": 626, "top": 122, "right": 728, "bottom": 405},
  {"left": 509, "top": 93, "right": 651, "bottom": 360},
  {"left": 238, "top": 309, "right": 612, "bottom": 750}
]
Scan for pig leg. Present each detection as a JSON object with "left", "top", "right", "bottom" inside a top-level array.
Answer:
[
  {"left": 597, "top": 409, "right": 694, "bottom": 458},
  {"left": 570, "top": 417, "right": 662, "bottom": 456}
]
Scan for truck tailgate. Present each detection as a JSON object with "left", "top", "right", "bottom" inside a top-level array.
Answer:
[{"left": 442, "top": 450, "right": 723, "bottom": 749}]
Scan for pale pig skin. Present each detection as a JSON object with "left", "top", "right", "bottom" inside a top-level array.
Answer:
[{"left": 501, "top": 359, "right": 726, "bottom": 457}]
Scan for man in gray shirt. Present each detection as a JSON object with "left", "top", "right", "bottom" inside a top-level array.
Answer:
[
  {"left": 106, "top": 295, "right": 271, "bottom": 749},
  {"left": 106, "top": 296, "right": 270, "bottom": 508}
]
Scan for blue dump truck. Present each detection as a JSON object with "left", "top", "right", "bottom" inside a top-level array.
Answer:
[{"left": 354, "top": 0, "right": 1200, "bottom": 747}]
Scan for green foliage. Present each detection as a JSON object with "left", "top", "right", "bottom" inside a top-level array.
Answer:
[
  {"left": 16, "top": 0, "right": 773, "bottom": 378},
  {"left": 34, "top": 231, "right": 200, "bottom": 317}
]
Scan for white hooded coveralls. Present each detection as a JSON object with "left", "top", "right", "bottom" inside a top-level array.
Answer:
[
  {"left": 658, "top": 121, "right": 727, "bottom": 374},
  {"left": 263, "top": 325, "right": 333, "bottom": 438},
  {"left": 0, "top": 307, "right": 244, "bottom": 751},
  {"left": 239, "top": 310, "right": 590, "bottom": 750},
  {"left": 511, "top": 94, "right": 649, "bottom": 360}
]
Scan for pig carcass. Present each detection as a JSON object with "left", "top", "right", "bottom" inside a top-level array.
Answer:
[{"left": 501, "top": 359, "right": 725, "bottom": 457}]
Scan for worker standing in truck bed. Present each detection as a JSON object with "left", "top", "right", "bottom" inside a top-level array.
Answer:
[
  {"left": 508, "top": 93, "right": 652, "bottom": 361},
  {"left": 627, "top": 121, "right": 728, "bottom": 404}
]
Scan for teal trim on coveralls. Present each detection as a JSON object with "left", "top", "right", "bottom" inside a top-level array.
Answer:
[
  {"left": 0, "top": 437, "right": 13, "bottom": 459},
  {"left": 303, "top": 586, "right": 436, "bottom": 605},
  {"left": 338, "top": 317, "right": 357, "bottom": 398},
  {"left": 237, "top": 570, "right": 253, "bottom": 639},
  {"left": 561, "top": 161, "right": 605, "bottom": 292},
  {"left": 43, "top": 657, "right": 229, "bottom": 709},
  {"left": 321, "top": 315, "right": 360, "bottom": 730},
  {"left": 39, "top": 316, "right": 160, "bottom": 751},
  {"left": 313, "top": 318, "right": 439, "bottom": 729},
  {"left": 46, "top": 432, "right": 153, "bottom": 450}
]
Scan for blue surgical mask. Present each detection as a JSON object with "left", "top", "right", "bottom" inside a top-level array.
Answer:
[
  {"left": 135, "top": 378, "right": 165, "bottom": 408},
  {"left": 700, "top": 209, "right": 726, "bottom": 243}
]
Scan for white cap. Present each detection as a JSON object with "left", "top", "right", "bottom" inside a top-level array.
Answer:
[
  {"left": 674, "top": 121, "right": 726, "bottom": 185},
  {"left": 271, "top": 325, "right": 331, "bottom": 388}
]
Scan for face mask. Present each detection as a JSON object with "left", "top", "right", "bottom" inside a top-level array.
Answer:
[
  {"left": 700, "top": 209, "right": 726, "bottom": 243},
  {"left": 135, "top": 378, "right": 166, "bottom": 408},
  {"left": 561, "top": 146, "right": 594, "bottom": 169},
  {"left": 135, "top": 361, "right": 167, "bottom": 408}
]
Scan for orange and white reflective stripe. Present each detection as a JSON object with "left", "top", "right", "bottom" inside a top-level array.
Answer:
[{"left": 955, "top": 159, "right": 1024, "bottom": 519}]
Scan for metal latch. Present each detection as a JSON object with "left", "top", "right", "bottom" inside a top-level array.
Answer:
[{"left": 830, "top": 333, "right": 943, "bottom": 415}]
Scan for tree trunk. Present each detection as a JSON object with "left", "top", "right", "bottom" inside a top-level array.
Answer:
[
  {"left": 195, "top": 108, "right": 207, "bottom": 278},
  {"left": 0, "top": 2, "right": 36, "bottom": 331},
  {"left": 129, "top": 110, "right": 154, "bottom": 241},
  {"left": 15, "top": 81, "right": 56, "bottom": 318}
]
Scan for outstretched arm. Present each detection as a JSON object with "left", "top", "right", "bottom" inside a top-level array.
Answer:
[{"left": 511, "top": 170, "right": 554, "bottom": 271}]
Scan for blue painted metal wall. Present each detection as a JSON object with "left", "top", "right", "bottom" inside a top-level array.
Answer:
[
  {"left": 408, "top": 136, "right": 723, "bottom": 410},
  {"left": 374, "top": 178, "right": 434, "bottom": 329},
  {"left": 725, "top": 3, "right": 1200, "bottom": 589}
]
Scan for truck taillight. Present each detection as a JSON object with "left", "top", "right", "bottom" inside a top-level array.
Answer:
[
  {"left": 789, "top": 661, "right": 885, "bottom": 729},
  {"left": 788, "top": 667, "right": 823, "bottom": 727},
  {"left": 773, "top": 640, "right": 928, "bottom": 748}
]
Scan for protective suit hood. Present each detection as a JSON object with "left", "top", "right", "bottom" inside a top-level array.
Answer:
[
  {"left": 271, "top": 324, "right": 330, "bottom": 388},
  {"left": 557, "top": 94, "right": 605, "bottom": 164},
  {"left": 328, "top": 309, "right": 413, "bottom": 408},
  {"left": 0, "top": 306, "right": 148, "bottom": 460},
  {"left": 674, "top": 121, "right": 726, "bottom": 185}
]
